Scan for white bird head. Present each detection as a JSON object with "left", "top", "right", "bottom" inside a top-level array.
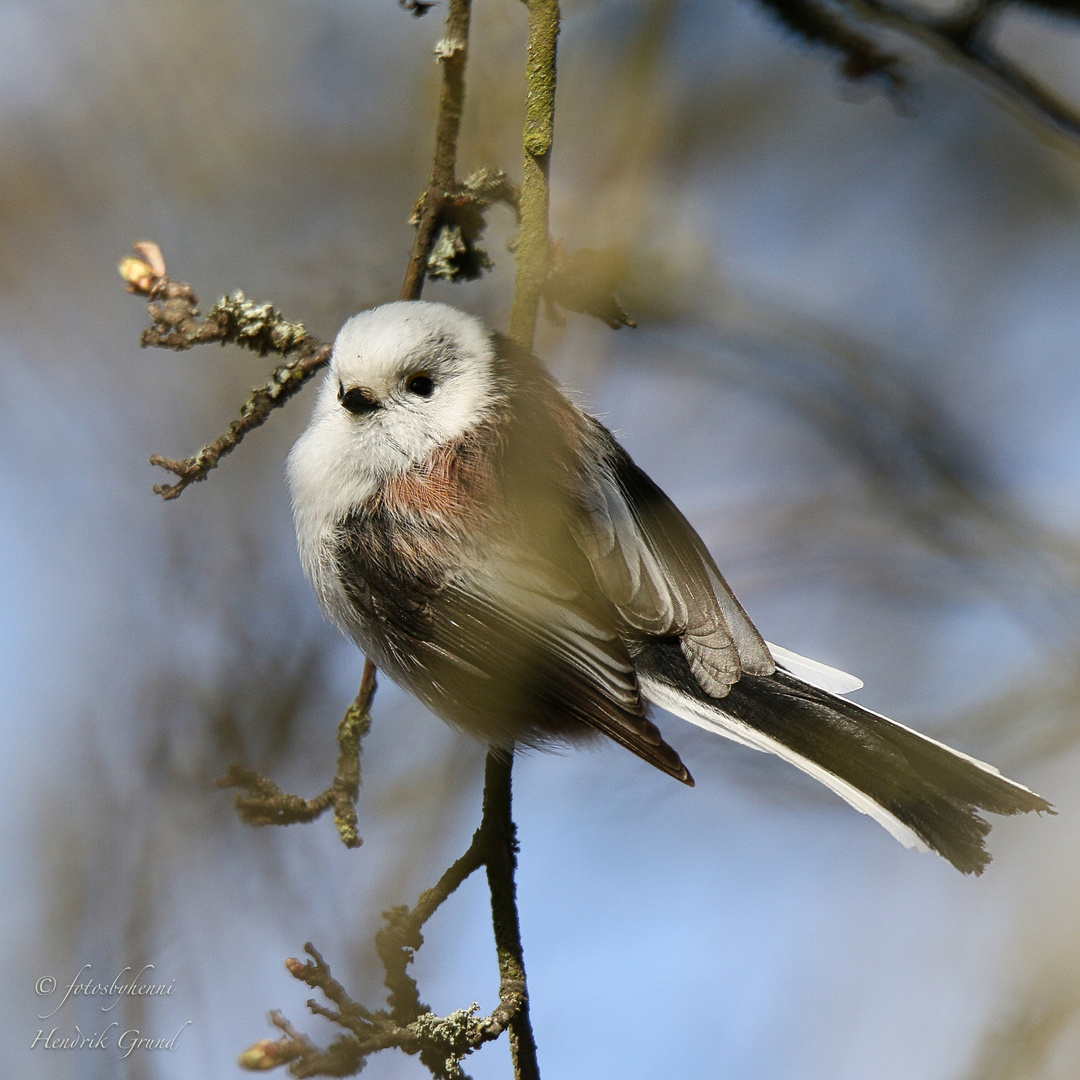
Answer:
[{"left": 288, "top": 301, "right": 506, "bottom": 526}]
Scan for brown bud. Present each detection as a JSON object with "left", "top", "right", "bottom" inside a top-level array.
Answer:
[
  {"left": 238, "top": 1038, "right": 295, "bottom": 1070},
  {"left": 118, "top": 256, "right": 157, "bottom": 295}
]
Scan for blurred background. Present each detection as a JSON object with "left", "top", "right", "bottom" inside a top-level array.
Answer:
[{"left": 3, "top": 0, "right": 1080, "bottom": 1077}]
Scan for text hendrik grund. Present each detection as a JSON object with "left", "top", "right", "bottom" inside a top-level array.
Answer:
[{"left": 30, "top": 1022, "right": 192, "bottom": 1058}]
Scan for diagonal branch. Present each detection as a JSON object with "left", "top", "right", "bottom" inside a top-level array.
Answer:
[
  {"left": 119, "top": 0, "right": 483, "bottom": 501},
  {"left": 846, "top": 0, "right": 1080, "bottom": 145},
  {"left": 241, "top": 774, "right": 540, "bottom": 1079},
  {"left": 377, "top": 832, "right": 487, "bottom": 1028},
  {"left": 119, "top": 242, "right": 331, "bottom": 500}
]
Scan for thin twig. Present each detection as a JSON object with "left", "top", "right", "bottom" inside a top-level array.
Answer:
[
  {"left": 218, "top": 667, "right": 376, "bottom": 847},
  {"left": 758, "top": 0, "right": 902, "bottom": 89},
  {"left": 402, "top": 0, "right": 474, "bottom": 301},
  {"left": 329, "top": 663, "right": 376, "bottom": 846},
  {"left": 377, "top": 832, "right": 486, "bottom": 1027},
  {"left": 413, "top": 831, "right": 487, "bottom": 925},
  {"left": 252, "top": 792, "right": 534, "bottom": 1078},
  {"left": 478, "top": 753, "right": 539, "bottom": 1076},
  {"left": 288, "top": 944, "right": 380, "bottom": 1034},
  {"left": 119, "top": 241, "right": 332, "bottom": 500},
  {"left": 508, "top": 0, "right": 560, "bottom": 348}
]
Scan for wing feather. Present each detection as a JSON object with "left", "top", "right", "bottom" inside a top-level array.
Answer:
[
  {"left": 424, "top": 562, "right": 694, "bottom": 783},
  {"left": 333, "top": 509, "right": 692, "bottom": 783},
  {"left": 576, "top": 421, "right": 775, "bottom": 697}
]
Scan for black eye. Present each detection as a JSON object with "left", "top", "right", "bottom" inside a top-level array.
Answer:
[
  {"left": 338, "top": 383, "right": 380, "bottom": 416},
  {"left": 406, "top": 374, "right": 434, "bottom": 398}
]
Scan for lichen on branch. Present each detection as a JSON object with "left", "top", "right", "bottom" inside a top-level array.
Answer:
[
  {"left": 509, "top": 0, "right": 560, "bottom": 350},
  {"left": 218, "top": 666, "right": 376, "bottom": 849},
  {"left": 239, "top": 759, "right": 534, "bottom": 1080},
  {"left": 119, "top": 241, "right": 331, "bottom": 500},
  {"left": 413, "top": 166, "right": 520, "bottom": 283}
]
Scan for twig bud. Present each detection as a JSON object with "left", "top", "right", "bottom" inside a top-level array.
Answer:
[
  {"left": 238, "top": 1038, "right": 297, "bottom": 1070},
  {"left": 118, "top": 256, "right": 158, "bottom": 295}
]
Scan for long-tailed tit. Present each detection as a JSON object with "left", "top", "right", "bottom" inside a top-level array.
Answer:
[{"left": 288, "top": 300, "right": 1051, "bottom": 874}]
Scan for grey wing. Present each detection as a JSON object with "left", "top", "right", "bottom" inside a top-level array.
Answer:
[
  {"left": 333, "top": 510, "right": 693, "bottom": 783},
  {"left": 575, "top": 420, "right": 775, "bottom": 697},
  {"left": 429, "top": 553, "right": 692, "bottom": 783}
]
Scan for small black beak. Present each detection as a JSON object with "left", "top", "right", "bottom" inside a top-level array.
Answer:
[{"left": 338, "top": 383, "right": 381, "bottom": 416}]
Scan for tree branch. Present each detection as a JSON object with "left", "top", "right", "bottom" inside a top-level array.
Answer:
[
  {"left": 119, "top": 242, "right": 331, "bottom": 500},
  {"left": 509, "top": 0, "right": 560, "bottom": 347},
  {"left": 376, "top": 833, "right": 487, "bottom": 1030},
  {"left": 239, "top": 781, "right": 539, "bottom": 1079},
  {"left": 759, "top": 0, "right": 902, "bottom": 89},
  {"left": 402, "top": 0, "right": 474, "bottom": 301},
  {"left": 845, "top": 0, "right": 1080, "bottom": 146},
  {"left": 217, "top": 665, "right": 376, "bottom": 848},
  {"left": 478, "top": 753, "right": 539, "bottom": 1075}
]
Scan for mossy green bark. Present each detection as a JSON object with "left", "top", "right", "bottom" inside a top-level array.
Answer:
[{"left": 509, "top": 0, "right": 560, "bottom": 351}]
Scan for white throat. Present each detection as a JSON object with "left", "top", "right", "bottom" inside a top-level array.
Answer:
[{"left": 287, "top": 301, "right": 503, "bottom": 597}]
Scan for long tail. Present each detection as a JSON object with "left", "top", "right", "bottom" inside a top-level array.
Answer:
[{"left": 635, "top": 638, "right": 1053, "bottom": 874}]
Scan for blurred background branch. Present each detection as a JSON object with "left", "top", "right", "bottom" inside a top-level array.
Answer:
[
  {"left": 851, "top": 0, "right": 1080, "bottom": 144},
  {"left": 764, "top": 0, "right": 1080, "bottom": 145}
]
